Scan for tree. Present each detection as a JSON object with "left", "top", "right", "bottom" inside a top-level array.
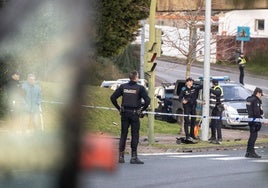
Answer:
[
  {"left": 96, "top": 0, "right": 150, "bottom": 58},
  {"left": 163, "top": 0, "right": 207, "bottom": 78},
  {"left": 161, "top": 0, "right": 235, "bottom": 78}
]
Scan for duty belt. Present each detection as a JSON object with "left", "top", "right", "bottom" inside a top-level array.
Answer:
[{"left": 121, "top": 107, "right": 138, "bottom": 113}]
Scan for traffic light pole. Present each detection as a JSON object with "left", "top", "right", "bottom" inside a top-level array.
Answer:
[{"left": 146, "top": 0, "right": 157, "bottom": 145}]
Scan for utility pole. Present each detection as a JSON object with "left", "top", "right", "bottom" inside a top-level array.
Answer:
[
  {"left": 145, "top": 0, "right": 157, "bottom": 145},
  {"left": 201, "top": 0, "right": 211, "bottom": 141}
]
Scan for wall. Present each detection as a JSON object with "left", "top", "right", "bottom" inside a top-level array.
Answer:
[
  {"left": 157, "top": 0, "right": 268, "bottom": 12},
  {"left": 219, "top": 9, "right": 268, "bottom": 38}
]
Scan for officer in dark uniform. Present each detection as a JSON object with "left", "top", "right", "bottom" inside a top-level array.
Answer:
[
  {"left": 178, "top": 77, "right": 202, "bottom": 141},
  {"left": 209, "top": 79, "right": 224, "bottom": 144},
  {"left": 245, "top": 87, "right": 264, "bottom": 158},
  {"left": 110, "top": 70, "right": 150, "bottom": 164}
]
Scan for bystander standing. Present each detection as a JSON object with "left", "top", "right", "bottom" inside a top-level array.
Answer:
[
  {"left": 22, "top": 73, "right": 42, "bottom": 131},
  {"left": 6, "top": 71, "right": 24, "bottom": 129}
]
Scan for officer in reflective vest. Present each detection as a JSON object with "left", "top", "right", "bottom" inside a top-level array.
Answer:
[
  {"left": 209, "top": 79, "right": 224, "bottom": 144},
  {"left": 237, "top": 53, "right": 246, "bottom": 85},
  {"left": 110, "top": 70, "right": 150, "bottom": 164}
]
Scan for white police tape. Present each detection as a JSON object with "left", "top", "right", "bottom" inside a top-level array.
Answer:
[
  {"left": 144, "top": 111, "right": 267, "bottom": 123},
  {"left": 42, "top": 100, "right": 268, "bottom": 123}
]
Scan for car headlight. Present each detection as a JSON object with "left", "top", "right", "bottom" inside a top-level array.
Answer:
[
  {"left": 225, "top": 105, "right": 240, "bottom": 123},
  {"left": 225, "top": 105, "right": 239, "bottom": 117}
]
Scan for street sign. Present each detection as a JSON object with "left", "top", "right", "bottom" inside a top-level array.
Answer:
[{"left": 236, "top": 26, "right": 250, "bottom": 41}]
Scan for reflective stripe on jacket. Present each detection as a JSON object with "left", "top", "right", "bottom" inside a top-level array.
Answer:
[{"left": 210, "top": 85, "right": 223, "bottom": 108}]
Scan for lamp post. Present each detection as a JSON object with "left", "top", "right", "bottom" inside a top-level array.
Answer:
[{"left": 201, "top": 0, "right": 211, "bottom": 141}]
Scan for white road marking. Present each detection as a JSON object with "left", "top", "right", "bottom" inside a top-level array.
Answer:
[
  {"left": 250, "top": 160, "right": 268, "bottom": 163},
  {"left": 140, "top": 152, "right": 187, "bottom": 156},
  {"left": 210, "top": 157, "right": 246, "bottom": 161},
  {"left": 140, "top": 153, "right": 268, "bottom": 163},
  {"left": 169, "top": 154, "right": 228, "bottom": 158}
]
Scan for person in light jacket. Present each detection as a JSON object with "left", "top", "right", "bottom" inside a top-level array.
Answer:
[{"left": 22, "top": 73, "right": 42, "bottom": 130}]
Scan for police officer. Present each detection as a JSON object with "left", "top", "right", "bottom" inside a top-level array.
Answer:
[
  {"left": 245, "top": 87, "right": 264, "bottom": 158},
  {"left": 110, "top": 70, "right": 150, "bottom": 164},
  {"left": 209, "top": 79, "right": 224, "bottom": 144},
  {"left": 179, "top": 77, "right": 202, "bottom": 141},
  {"left": 237, "top": 53, "right": 246, "bottom": 85}
]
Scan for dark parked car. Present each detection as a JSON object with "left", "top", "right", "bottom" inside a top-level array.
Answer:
[{"left": 155, "top": 83, "right": 176, "bottom": 122}]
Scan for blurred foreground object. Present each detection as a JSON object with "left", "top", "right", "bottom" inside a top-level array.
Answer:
[
  {"left": 80, "top": 133, "right": 117, "bottom": 171},
  {"left": 0, "top": 0, "right": 118, "bottom": 188}
]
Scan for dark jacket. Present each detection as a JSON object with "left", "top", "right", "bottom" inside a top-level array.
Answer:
[
  {"left": 110, "top": 81, "right": 150, "bottom": 111},
  {"left": 6, "top": 78, "right": 24, "bottom": 106},
  {"left": 246, "top": 95, "right": 263, "bottom": 118},
  {"left": 178, "top": 84, "right": 202, "bottom": 106}
]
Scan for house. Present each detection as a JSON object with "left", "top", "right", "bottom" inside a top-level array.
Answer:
[
  {"left": 135, "top": 9, "right": 268, "bottom": 64},
  {"left": 217, "top": 9, "right": 268, "bottom": 62}
]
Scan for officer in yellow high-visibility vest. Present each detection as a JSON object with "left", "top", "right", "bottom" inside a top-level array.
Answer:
[
  {"left": 209, "top": 79, "right": 224, "bottom": 144},
  {"left": 237, "top": 53, "right": 246, "bottom": 85}
]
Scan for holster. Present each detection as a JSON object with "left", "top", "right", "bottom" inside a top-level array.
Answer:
[{"left": 249, "top": 122, "right": 262, "bottom": 133}]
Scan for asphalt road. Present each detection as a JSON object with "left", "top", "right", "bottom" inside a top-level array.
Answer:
[
  {"left": 84, "top": 149, "right": 268, "bottom": 188},
  {"left": 1, "top": 147, "right": 267, "bottom": 188}
]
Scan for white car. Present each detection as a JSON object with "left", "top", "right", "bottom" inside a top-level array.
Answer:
[
  {"left": 220, "top": 81, "right": 252, "bottom": 127},
  {"left": 197, "top": 77, "right": 252, "bottom": 128},
  {"left": 100, "top": 80, "right": 118, "bottom": 89},
  {"left": 111, "top": 78, "right": 148, "bottom": 90}
]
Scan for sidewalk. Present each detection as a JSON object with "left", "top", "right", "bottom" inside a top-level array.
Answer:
[{"left": 136, "top": 128, "right": 268, "bottom": 153}]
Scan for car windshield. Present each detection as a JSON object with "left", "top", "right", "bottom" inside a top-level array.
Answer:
[{"left": 222, "top": 85, "right": 251, "bottom": 101}]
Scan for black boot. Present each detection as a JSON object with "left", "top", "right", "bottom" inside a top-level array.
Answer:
[
  {"left": 245, "top": 150, "right": 261, "bottom": 158},
  {"left": 130, "top": 151, "right": 144, "bottom": 164},
  {"left": 119, "top": 151, "right": 125, "bottom": 163},
  {"left": 253, "top": 151, "right": 262, "bottom": 158}
]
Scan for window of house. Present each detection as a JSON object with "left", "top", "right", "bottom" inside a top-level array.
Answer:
[{"left": 255, "top": 19, "right": 265, "bottom": 31}]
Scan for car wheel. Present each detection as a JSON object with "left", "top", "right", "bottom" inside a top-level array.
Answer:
[{"left": 176, "top": 109, "right": 184, "bottom": 125}]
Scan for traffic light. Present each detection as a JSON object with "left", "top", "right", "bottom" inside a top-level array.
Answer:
[
  {"left": 144, "top": 41, "right": 157, "bottom": 72},
  {"left": 144, "top": 28, "right": 163, "bottom": 73},
  {"left": 155, "top": 28, "right": 163, "bottom": 57}
]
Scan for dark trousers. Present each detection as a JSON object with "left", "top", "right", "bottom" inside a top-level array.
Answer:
[
  {"left": 183, "top": 105, "right": 196, "bottom": 139},
  {"left": 210, "top": 107, "right": 222, "bottom": 140},
  {"left": 119, "top": 111, "right": 140, "bottom": 153},
  {"left": 246, "top": 123, "right": 260, "bottom": 153},
  {"left": 239, "top": 66, "right": 244, "bottom": 85}
]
